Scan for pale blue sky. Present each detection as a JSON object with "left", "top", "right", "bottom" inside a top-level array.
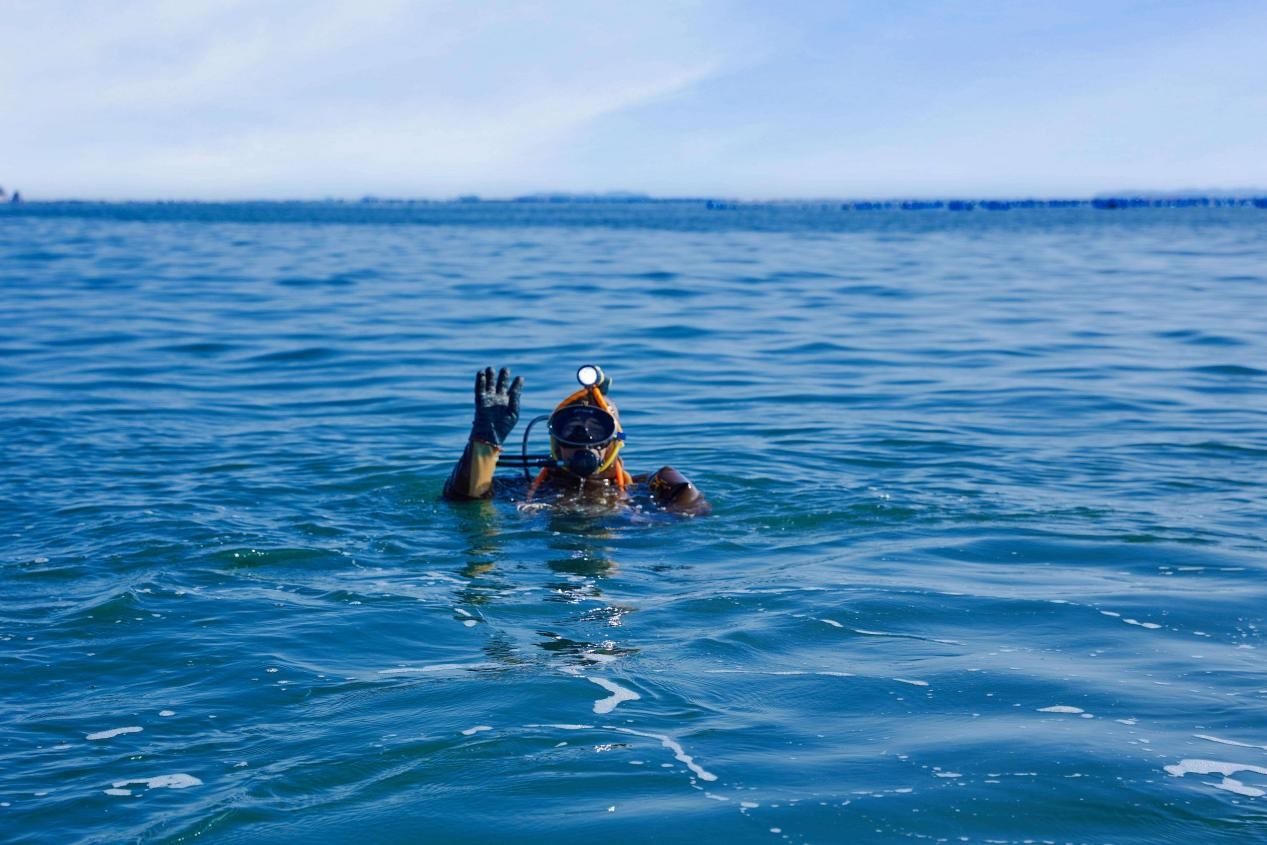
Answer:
[{"left": 2, "top": 0, "right": 1264, "bottom": 199}]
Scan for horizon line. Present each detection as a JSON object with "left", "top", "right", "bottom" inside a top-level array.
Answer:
[{"left": 6, "top": 189, "right": 1267, "bottom": 205}]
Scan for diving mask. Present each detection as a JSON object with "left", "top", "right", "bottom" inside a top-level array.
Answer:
[
  {"left": 548, "top": 404, "right": 617, "bottom": 448},
  {"left": 548, "top": 403, "right": 621, "bottom": 477}
]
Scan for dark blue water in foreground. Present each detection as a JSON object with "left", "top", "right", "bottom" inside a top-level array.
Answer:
[{"left": 3, "top": 202, "right": 1266, "bottom": 844}]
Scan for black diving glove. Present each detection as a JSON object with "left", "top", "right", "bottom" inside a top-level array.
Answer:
[{"left": 470, "top": 366, "right": 524, "bottom": 447}]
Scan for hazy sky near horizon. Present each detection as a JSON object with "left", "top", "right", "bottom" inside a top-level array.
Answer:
[{"left": 3, "top": 0, "right": 1265, "bottom": 200}]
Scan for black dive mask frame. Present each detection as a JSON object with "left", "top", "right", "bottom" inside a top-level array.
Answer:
[
  {"left": 498, "top": 411, "right": 625, "bottom": 479},
  {"left": 547, "top": 404, "right": 618, "bottom": 449}
]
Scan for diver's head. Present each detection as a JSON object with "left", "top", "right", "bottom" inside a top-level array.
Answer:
[{"left": 549, "top": 402, "right": 619, "bottom": 477}]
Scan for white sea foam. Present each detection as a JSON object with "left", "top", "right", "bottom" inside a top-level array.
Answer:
[
  {"left": 821, "top": 618, "right": 844, "bottom": 628},
  {"left": 111, "top": 774, "right": 202, "bottom": 790},
  {"left": 894, "top": 678, "right": 929, "bottom": 687},
  {"left": 1196, "top": 734, "right": 1267, "bottom": 752},
  {"left": 158, "top": 710, "right": 175, "bottom": 717},
  {"left": 1215, "top": 778, "right": 1265, "bottom": 797},
  {"left": 613, "top": 727, "right": 717, "bottom": 782},
  {"left": 377, "top": 662, "right": 493, "bottom": 675},
  {"left": 590, "top": 678, "right": 640, "bottom": 714},
  {"left": 1037, "top": 706, "right": 1084, "bottom": 714},
  {"left": 103, "top": 788, "right": 131, "bottom": 796},
  {"left": 704, "top": 668, "right": 854, "bottom": 678},
  {"left": 87, "top": 726, "right": 142, "bottom": 741},
  {"left": 1165, "top": 759, "right": 1267, "bottom": 779},
  {"left": 1165, "top": 759, "right": 1267, "bottom": 797},
  {"left": 853, "top": 628, "right": 963, "bottom": 645},
  {"left": 461, "top": 725, "right": 493, "bottom": 736}
]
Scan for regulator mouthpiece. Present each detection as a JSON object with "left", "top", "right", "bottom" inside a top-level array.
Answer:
[{"left": 566, "top": 448, "right": 602, "bottom": 477}]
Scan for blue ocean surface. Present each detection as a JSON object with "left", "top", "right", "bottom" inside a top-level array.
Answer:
[{"left": 2, "top": 201, "right": 1266, "bottom": 844}]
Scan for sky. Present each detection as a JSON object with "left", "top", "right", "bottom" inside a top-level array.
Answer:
[{"left": 2, "top": 0, "right": 1265, "bottom": 200}]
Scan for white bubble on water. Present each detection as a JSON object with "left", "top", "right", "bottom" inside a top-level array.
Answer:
[
  {"left": 1195, "top": 734, "right": 1267, "bottom": 752},
  {"left": 1165, "top": 759, "right": 1267, "bottom": 797},
  {"left": 612, "top": 726, "right": 717, "bottom": 782},
  {"left": 87, "top": 726, "right": 142, "bottom": 740},
  {"left": 111, "top": 774, "right": 202, "bottom": 790},
  {"left": 590, "top": 678, "right": 640, "bottom": 714}
]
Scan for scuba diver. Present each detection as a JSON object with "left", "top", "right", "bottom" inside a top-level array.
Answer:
[{"left": 443, "top": 365, "right": 709, "bottom": 515}]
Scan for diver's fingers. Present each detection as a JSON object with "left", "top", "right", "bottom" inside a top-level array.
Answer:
[
  {"left": 495, "top": 367, "right": 510, "bottom": 394},
  {"left": 483, "top": 367, "right": 495, "bottom": 398},
  {"left": 508, "top": 376, "right": 524, "bottom": 414},
  {"left": 474, "top": 368, "right": 487, "bottom": 402}
]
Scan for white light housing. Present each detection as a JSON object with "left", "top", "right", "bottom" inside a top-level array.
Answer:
[{"left": 576, "top": 365, "right": 603, "bottom": 387}]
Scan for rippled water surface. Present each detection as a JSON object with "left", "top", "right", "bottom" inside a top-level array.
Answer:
[{"left": 3, "top": 202, "right": 1266, "bottom": 844}]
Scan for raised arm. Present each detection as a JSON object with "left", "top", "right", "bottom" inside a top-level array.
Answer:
[{"left": 443, "top": 367, "right": 524, "bottom": 500}]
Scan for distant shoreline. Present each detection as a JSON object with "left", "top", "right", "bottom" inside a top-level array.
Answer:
[{"left": 4, "top": 194, "right": 1267, "bottom": 210}]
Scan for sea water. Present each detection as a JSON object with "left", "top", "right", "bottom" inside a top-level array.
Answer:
[{"left": 2, "top": 201, "right": 1265, "bottom": 844}]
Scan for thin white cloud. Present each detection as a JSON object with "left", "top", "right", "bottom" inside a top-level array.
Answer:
[
  {"left": 3, "top": 1, "right": 1264, "bottom": 198},
  {"left": 1, "top": 0, "right": 745, "bottom": 198}
]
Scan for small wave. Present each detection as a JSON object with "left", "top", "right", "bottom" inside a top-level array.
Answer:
[
  {"left": 242, "top": 346, "right": 342, "bottom": 364},
  {"left": 1188, "top": 364, "right": 1265, "bottom": 377}
]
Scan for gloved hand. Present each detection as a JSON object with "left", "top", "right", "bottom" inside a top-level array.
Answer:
[{"left": 470, "top": 366, "right": 524, "bottom": 447}]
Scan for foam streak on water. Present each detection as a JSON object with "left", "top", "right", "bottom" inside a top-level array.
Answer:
[{"left": 2, "top": 202, "right": 1266, "bottom": 843}]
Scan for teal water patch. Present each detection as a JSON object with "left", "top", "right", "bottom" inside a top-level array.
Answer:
[{"left": 2, "top": 204, "right": 1266, "bottom": 843}]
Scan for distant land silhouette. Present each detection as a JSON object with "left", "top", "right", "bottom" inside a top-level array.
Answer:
[{"left": 3, "top": 190, "right": 1267, "bottom": 210}]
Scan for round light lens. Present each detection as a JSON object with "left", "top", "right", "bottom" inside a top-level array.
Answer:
[{"left": 576, "top": 365, "right": 602, "bottom": 387}]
